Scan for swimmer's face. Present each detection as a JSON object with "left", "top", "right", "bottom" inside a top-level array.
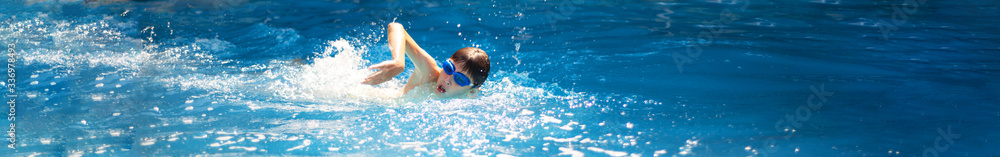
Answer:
[{"left": 435, "top": 59, "right": 475, "bottom": 98}]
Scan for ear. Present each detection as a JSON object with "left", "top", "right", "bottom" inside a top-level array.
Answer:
[{"left": 466, "top": 88, "right": 480, "bottom": 98}]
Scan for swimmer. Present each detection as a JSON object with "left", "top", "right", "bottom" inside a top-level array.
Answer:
[{"left": 363, "top": 22, "right": 491, "bottom": 98}]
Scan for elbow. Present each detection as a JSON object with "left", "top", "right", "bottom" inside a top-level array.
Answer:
[{"left": 388, "top": 22, "right": 404, "bottom": 32}]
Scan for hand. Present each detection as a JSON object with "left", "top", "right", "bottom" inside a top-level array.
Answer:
[{"left": 362, "top": 60, "right": 404, "bottom": 85}]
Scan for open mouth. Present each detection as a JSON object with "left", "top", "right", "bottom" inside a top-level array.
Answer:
[{"left": 437, "top": 85, "right": 446, "bottom": 93}]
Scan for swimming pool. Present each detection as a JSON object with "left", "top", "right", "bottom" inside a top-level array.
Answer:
[{"left": 2, "top": 0, "right": 998, "bottom": 156}]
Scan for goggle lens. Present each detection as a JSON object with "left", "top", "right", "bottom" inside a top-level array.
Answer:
[{"left": 443, "top": 60, "right": 472, "bottom": 87}]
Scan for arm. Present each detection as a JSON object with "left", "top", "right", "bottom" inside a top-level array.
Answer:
[
  {"left": 362, "top": 23, "right": 419, "bottom": 85},
  {"left": 363, "top": 23, "right": 440, "bottom": 94},
  {"left": 389, "top": 23, "right": 438, "bottom": 76},
  {"left": 362, "top": 35, "right": 405, "bottom": 85},
  {"left": 390, "top": 23, "right": 440, "bottom": 94}
]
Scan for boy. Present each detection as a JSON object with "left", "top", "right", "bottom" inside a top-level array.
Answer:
[{"left": 362, "top": 23, "right": 490, "bottom": 98}]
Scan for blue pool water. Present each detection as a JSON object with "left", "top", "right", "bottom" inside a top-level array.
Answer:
[{"left": 2, "top": 0, "right": 999, "bottom": 156}]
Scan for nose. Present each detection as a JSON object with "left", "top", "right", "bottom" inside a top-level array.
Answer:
[{"left": 443, "top": 73, "right": 453, "bottom": 86}]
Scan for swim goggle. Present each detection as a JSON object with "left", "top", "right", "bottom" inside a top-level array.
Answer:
[{"left": 442, "top": 60, "right": 472, "bottom": 87}]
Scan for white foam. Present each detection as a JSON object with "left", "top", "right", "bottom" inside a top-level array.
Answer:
[
  {"left": 540, "top": 115, "right": 562, "bottom": 124},
  {"left": 587, "top": 147, "right": 629, "bottom": 157},
  {"left": 193, "top": 134, "right": 208, "bottom": 139},
  {"left": 229, "top": 146, "right": 258, "bottom": 151},
  {"left": 66, "top": 150, "right": 84, "bottom": 157},
  {"left": 210, "top": 141, "right": 236, "bottom": 147},
  {"left": 678, "top": 138, "right": 699, "bottom": 155},
  {"left": 285, "top": 139, "right": 311, "bottom": 151},
  {"left": 654, "top": 150, "right": 668, "bottom": 157},
  {"left": 519, "top": 109, "right": 534, "bottom": 115},
  {"left": 271, "top": 39, "right": 402, "bottom": 103},
  {"left": 543, "top": 135, "right": 582, "bottom": 143},
  {"left": 91, "top": 94, "right": 103, "bottom": 101},
  {"left": 140, "top": 138, "right": 156, "bottom": 146},
  {"left": 146, "top": 38, "right": 404, "bottom": 112},
  {"left": 557, "top": 147, "right": 584, "bottom": 157},
  {"left": 389, "top": 141, "right": 430, "bottom": 152},
  {"left": 109, "top": 129, "right": 121, "bottom": 137},
  {"left": 559, "top": 121, "right": 579, "bottom": 131}
]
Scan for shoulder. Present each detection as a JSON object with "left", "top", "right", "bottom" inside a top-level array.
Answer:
[{"left": 419, "top": 67, "right": 443, "bottom": 84}]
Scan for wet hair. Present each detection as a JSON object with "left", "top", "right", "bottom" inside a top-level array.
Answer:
[{"left": 449, "top": 47, "right": 490, "bottom": 88}]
